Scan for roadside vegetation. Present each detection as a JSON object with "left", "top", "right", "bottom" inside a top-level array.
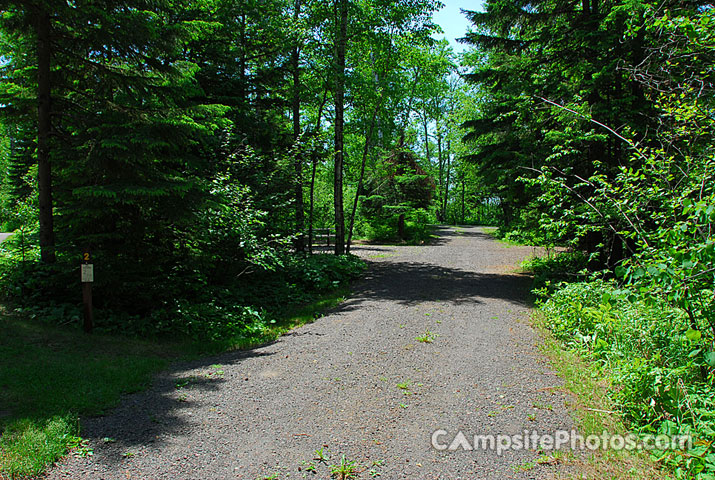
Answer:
[{"left": 466, "top": 1, "right": 715, "bottom": 479}]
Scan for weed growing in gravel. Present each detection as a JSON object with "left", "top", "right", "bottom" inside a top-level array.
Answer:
[
  {"left": 329, "top": 455, "right": 359, "bottom": 479},
  {"left": 69, "top": 437, "right": 93, "bottom": 458},
  {"left": 314, "top": 447, "right": 329, "bottom": 462},
  {"left": 532, "top": 402, "right": 553, "bottom": 411},
  {"left": 368, "top": 461, "right": 383, "bottom": 478},
  {"left": 512, "top": 453, "right": 564, "bottom": 473},
  {"left": 415, "top": 330, "right": 438, "bottom": 343},
  {"left": 396, "top": 380, "right": 411, "bottom": 392},
  {"left": 299, "top": 460, "right": 317, "bottom": 472},
  {"left": 512, "top": 460, "right": 537, "bottom": 472}
]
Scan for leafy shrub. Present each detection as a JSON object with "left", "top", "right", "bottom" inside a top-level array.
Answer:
[
  {"left": 0, "top": 250, "right": 366, "bottom": 350},
  {"left": 522, "top": 250, "right": 588, "bottom": 294},
  {"left": 358, "top": 203, "right": 434, "bottom": 244},
  {"left": 285, "top": 254, "right": 367, "bottom": 292},
  {"left": 542, "top": 280, "right": 715, "bottom": 478}
]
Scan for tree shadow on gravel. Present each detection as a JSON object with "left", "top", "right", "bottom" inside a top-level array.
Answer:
[
  {"left": 54, "top": 226, "right": 531, "bottom": 475},
  {"left": 331, "top": 259, "right": 534, "bottom": 312},
  {"left": 71, "top": 347, "right": 278, "bottom": 469}
]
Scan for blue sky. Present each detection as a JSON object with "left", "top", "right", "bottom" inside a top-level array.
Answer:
[{"left": 432, "top": 0, "right": 485, "bottom": 53}]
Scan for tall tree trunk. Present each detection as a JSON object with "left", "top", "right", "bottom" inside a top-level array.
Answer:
[
  {"left": 37, "top": 10, "right": 55, "bottom": 263},
  {"left": 436, "top": 126, "right": 443, "bottom": 222},
  {"left": 397, "top": 213, "right": 405, "bottom": 240},
  {"left": 292, "top": 0, "right": 305, "bottom": 252},
  {"left": 308, "top": 154, "right": 317, "bottom": 254},
  {"left": 461, "top": 178, "right": 465, "bottom": 225},
  {"left": 443, "top": 142, "right": 451, "bottom": 221},
  {"left": 422, "top": 112, "right": 430, "bottom": 162},
  {"left": 333, "top": 0, "right": 348, "bottom": 255},
  {"left": 308, "top": 87, "right": 328, "bottom": 254}
]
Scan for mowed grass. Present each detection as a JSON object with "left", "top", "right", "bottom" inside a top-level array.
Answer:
[{"left": 0, "top": 313, "right": 183, "bottom": 478}]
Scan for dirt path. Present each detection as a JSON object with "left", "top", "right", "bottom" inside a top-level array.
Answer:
[{"left": 49, "top": 226, "right": 573, "bottom": 480}]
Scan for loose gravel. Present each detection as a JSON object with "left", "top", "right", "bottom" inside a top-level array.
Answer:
[{"left": 49, "top": 226, "right": 574, "bottom": 480}]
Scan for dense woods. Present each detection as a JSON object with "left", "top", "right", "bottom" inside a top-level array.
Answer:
[
  {"left": 0, "top": 0, "right": 464, "bottom": 340},
  {"left": 1, "top": 0, "right": 714, "bottom": 478}
]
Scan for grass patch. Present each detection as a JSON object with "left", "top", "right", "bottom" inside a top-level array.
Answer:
[
  {"left": 0, "top": 313, "right": 184, "bottom": 478},
  {"left": 0, "top": 415, "right": 79, "bottom": 478},
  {"left": 533, "top": 312, "right": 669, "bottom": 479}
]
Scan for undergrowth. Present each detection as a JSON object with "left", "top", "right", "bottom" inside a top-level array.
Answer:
[{"left": 532, "top": 253, "right": 715, "bottom": 479}]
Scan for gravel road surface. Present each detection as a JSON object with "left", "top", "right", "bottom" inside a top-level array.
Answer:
[{"left": 49, "top": 226, "right": 574, "bottom": 480}]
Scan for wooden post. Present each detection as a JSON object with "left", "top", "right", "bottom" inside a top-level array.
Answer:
[
  {"left": 81, "top": 251, "right": 94, "bottom": 333},
  {"left": 82, "top": 282, "right": 93, "bottom": 333}
]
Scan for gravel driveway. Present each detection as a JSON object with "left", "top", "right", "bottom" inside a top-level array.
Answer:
[{"left": 49, "top": 226, "right": 573, "bottom": 480}]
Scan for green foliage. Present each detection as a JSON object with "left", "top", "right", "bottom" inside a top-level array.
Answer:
[
  {"left": 285, "top": 254, "right": 367, "bottom": 292},
  {"left": 357, "top": 149, "right": 435, "bottom": 242},
  {"left": 522, "top": 251, "right": 589, "bottom": 295},
  {"left": 329, "top": 455, "right": 359, "bottom": 480},
  {"left": 528, "top": 7, "right": 715, "bottom": 478},
  {"left": 460, "top": 0, "right": 709, "bottom": 255},
  {"left": 0, "top": 0, "right": 446, "bottom": 342},
  {"left": 415, "top": 329, "right": 438, "bottom": 343},
  {"left": 542, "top": 281, "right": 715, "bottom": 478}
]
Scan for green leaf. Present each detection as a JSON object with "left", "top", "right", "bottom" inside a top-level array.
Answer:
[
  {"left": 705, "top": 352, "right": 715, "bottom": 367},
  {"left": 685, "top": 329, "right": 702, "bottom": 342}
]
